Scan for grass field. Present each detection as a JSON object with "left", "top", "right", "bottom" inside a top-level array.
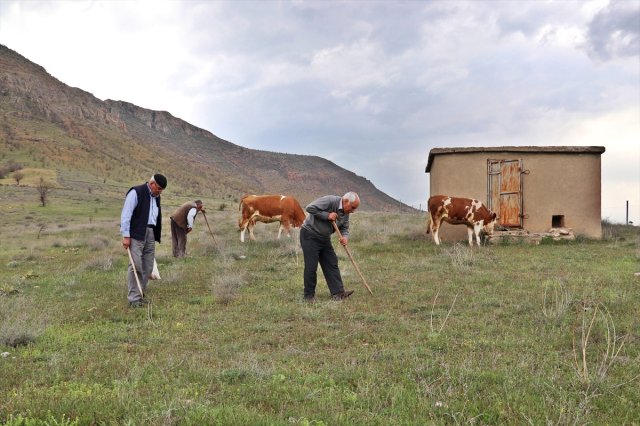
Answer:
[{"left": 0, "top": 180, "right": 638, "bottom": 425}]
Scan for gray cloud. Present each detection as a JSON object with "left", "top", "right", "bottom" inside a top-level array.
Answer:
[
  {"left": 0, "top": 0, "right": 638, "bottom": 221},
  {"left": 586, "top": 0, "right": 640, "bottom": 60}
]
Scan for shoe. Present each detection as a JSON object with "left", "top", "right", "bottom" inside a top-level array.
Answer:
[
  {"left": 140, "top": 298, "right": 150, "bottom": 305},
  {"left": 128, "top": 300, "right": 145, "bottom": 308},
  {"left": 304, "top": 296, "right": 316, "bottom": 304},
  {"left": 331, "top": 290, "right": 354, "bottom": 300}
]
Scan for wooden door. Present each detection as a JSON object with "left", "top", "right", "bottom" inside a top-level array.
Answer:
[{"left": 487, "top": 159, "right": 524, "bottom": 228}]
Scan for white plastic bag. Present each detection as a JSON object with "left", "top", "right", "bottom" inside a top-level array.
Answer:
[{"left": 150, "top": 258, "right": 161, "bottom": 280}]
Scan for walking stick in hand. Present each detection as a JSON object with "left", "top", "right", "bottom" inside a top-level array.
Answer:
[
  {"left": 201, "top": 211, "right": 221, "bottom": 253},
  {"left": 332, "top": 221, "right": 373, "bottom": 295},
  {"left": 126, "top": 247, "right": 144, "bottom": 299}
]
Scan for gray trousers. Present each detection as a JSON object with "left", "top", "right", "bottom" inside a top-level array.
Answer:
[
  {"left": 127, "top": 227, "right": 156, "bottom": 302},
  {"left": 170, "top": 219, "right": 187, "bottom": 257}
]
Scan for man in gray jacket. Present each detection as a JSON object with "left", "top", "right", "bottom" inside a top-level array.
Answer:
[{"left": 300, "top": 192, "right": 360, "bottom": 302}]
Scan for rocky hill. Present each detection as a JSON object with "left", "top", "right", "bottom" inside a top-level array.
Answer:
[{"left": 0, "top": 44, "right": 410, "bottom": 211}]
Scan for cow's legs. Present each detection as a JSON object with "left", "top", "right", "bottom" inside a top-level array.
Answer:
[
  {"left": 277, "top": 223, "right": 283, "bottom": 239},
  {"left": 248, "top": 222, "right": 256, "bottom": 241},
  {"left": 473, "top": 224, "right": 482, "bottom": 247},
  {"left": 467, "top": 226, "right": 474, "bottom": 246},
  {"left": 432, "top": 220, "right": 441, "bottom": 245},
  {"left": 240, "top": 220, "right": 248, "bottom": 243},
  {"left": 282, "top": 220, "right": 292, "bottom": 238}
]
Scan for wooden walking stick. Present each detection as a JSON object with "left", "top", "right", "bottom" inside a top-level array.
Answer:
[
  {"left": 126, "top": 247, "right": 144, "bottom": 299},
  {"left": 332, "top": 221, "right": 373, "bottom": 295},
  {"left": 201, "top": 211, "right": 221, "bottom": 253}
]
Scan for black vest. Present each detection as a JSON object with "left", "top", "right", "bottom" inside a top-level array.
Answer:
[{"left": 127, "top": 183, "right": 162, "bottom": 243}]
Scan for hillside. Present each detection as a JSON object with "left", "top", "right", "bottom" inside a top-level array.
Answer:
[{"left": 0, "top": 44, "right": 410, "bottom": 211}]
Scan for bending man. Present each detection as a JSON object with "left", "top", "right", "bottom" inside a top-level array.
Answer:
[
  {"left": 120, "top": 174, "right": 167, "bottom": 308},
  {"left": 170, "top": 199, "right": 205, "bottom": 257},
  {"left": 300, "top": 192, "right": 360, "bottom": 302}
]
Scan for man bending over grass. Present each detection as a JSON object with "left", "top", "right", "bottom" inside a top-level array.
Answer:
[{"left": 300, "top": 192, "right": 359, "bottom": 303}]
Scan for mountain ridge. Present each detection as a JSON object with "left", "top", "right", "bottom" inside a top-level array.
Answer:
[{"left": 0, "top": 44, "right": 411, "bottom": 211}]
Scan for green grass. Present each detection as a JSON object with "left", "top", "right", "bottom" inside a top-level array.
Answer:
[{"left": 1, "top": 182, "right": 639, "bottom": 425}]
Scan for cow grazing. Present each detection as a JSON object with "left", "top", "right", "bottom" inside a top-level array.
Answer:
[
  {"left": 238, "top": 194, "right": 306, "bottom": 242},
  {"left": 426, "top": 195, "right": 497, "bottom": 247}
]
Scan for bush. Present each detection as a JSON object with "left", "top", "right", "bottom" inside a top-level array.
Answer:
[{"left": 0, "top": 296, "right": 49, "bottom": 348}]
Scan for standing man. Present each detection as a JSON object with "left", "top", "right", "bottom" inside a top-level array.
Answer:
[
  {"left": 300, "top": 191, "right": 360, "bottom": 302},
  {"left": 120, "top": 174, "right": 167, "bottom": 308},
  {"left": 170, "top": 199, "right": 205, "bottom": 257}
]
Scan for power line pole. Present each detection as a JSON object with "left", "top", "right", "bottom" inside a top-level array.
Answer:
[{"left": 626, "top": 200, "right": 629, "bottom": 225}]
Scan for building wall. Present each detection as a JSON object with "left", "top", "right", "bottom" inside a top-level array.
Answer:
[{"left": 428, "top": 151, "right": 602, "bottom": 241}]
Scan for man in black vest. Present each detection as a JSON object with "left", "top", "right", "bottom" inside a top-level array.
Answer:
[{"left": 120, "top": 174, "right": 167, "bottom": 307}]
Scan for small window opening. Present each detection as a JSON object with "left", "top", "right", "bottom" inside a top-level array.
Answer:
[{"left": 552, "top": 215, "right": 565, "bottom": 228}]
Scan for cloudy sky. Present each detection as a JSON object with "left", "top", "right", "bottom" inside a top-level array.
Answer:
[{"left": 1, "top": 0, "right": 638, "bottom": 222}]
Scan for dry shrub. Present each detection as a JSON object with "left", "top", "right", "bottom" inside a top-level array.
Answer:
[
  {"left": 0, "top": 296, "right": 49, "bottom": 347},
  {"left": 81, "top": 255, "right": 114, "bottom": 272},
  {"left": 445, "top": 243, "right": 474, "bottom": 270},
  {"left": 430, "top": 290, "right": 458, "bottom": 334},
  {"left": 572, "top": 301, "right": 627, "bottom": 385},
  {"left": 542, "top": 279, "right": 572, "bottom": 321},
  {"left": 87, "top": 235, "right": 111, "bottom": 251},
  {"left": 159, "top": 263, "right": 185, "bottom": 285},
  {"left": 212, "top": 269, "right": 247, "bottom": 305}
]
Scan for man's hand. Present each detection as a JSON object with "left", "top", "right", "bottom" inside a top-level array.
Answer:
[
  {"left": 122, "top": 237, "right": 131, "bottom": 249},
  {"left": 339, "top": 236, "right": 348, "bottom": 246},
  {"left": 328, "top": 212, "right": 338, "bottom": 221}
]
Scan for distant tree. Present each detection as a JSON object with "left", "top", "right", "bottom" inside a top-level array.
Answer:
[
  {"left": 36, "top": 177, "right": 52, "bottom": 207},
  {"left": 13, "top": 170, "right": 24, "bottom": 186}
]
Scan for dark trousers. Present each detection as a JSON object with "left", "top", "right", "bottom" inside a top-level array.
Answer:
[
  {"left": 171, "top": 219, "right": 187, "bottom": 257},
  {"left": 300, "top": 227, "right": 344, "bottom": 298}
]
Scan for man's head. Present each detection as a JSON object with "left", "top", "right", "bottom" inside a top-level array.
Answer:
[
  {"left": 342, "top": 191, "right": 360, "bottom": 214},
  {"left": 195, "top": 200, "right": 205, "bottom": 212},
  {"left": 149, "top": 174, "right": 167, "bottom": 196}
]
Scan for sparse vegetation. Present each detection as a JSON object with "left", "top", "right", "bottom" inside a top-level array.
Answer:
[
  {"left": 0, "top": 296, "right": 49, "bottom": 348},
  {"left": 12, "top": 170, "right": 24, "bottom": 186},
  {"left": 0, "top": 183, "right": 638, "bottom": 424},
  {"left": 445, "top": 242, "right": 475, "bottom": 270},
  {"left": 542, "top": 278, "right": 572, "bottom": 321}
]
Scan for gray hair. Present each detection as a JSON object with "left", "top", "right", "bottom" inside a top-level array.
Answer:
[{"left": 342, "top": 191, "right": 359, "bottom": 203}]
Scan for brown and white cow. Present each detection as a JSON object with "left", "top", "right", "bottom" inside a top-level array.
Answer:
[
  {"left": 426, "top": 195, "right": 497, "bottom": 247},
  {"left": 238, "top": 194, "right": 306, "bottom": 242}
]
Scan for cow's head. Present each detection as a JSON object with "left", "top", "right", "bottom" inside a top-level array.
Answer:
[{"left": 483, "top": 212, "right": 498, "bottom": 235}]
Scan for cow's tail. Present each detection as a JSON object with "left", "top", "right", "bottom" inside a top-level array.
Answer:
[{"left": 238, "top": 198, "right": 245, "bottom": 228}]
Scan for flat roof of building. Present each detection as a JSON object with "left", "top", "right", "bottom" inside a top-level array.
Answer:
[{"left": 425, "top": 146, "right": 606, "bottom": 172}]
